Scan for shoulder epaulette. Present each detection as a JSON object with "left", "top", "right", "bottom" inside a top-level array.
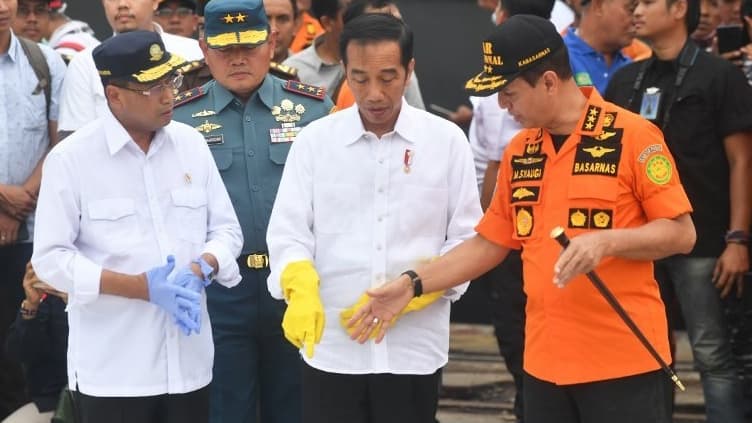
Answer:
[
  {"left": 269, "top": 61, "right": 298, "bottom": 80},
  {"left": 174, "top": 86, "right": 207, "bottom": 107},
  {"left": 178, "top": 59, "right": 206, "bottom": 75},
  {"left": 283, "top": 80, "right": 326, "bottom": 101}
]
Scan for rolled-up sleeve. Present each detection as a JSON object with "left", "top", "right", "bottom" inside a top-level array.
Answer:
[{"left": 32, "top": 149, "right": 102, "bottom": 306}]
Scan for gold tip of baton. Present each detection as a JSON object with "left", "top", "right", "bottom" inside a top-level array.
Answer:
[
  {"left": 672, "top": 374, "right": 686, "bottom": 391},
  {"left": 550, "top": 226, "right": 565, "bottom": 239}
]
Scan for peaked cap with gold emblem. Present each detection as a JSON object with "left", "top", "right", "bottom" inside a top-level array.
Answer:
[
  {"left": 465, "top": 15, "right": 565, "bottom": 96},
  {"left": 93, "top": 30, "right": 186, "bottom": 84},
  {"left": 204, "top": 0, "right": 270, "bottom": 48}
]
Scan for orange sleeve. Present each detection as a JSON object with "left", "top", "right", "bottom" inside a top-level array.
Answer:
[
  {"left": 629, "top": 119, "right": 693, "bottom": 221},
  {"left": 475, "top": 139, "right": 522, "bottom": 250}
]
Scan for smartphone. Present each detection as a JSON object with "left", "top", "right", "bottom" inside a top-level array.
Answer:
[{"left": 717, "top": 24, "right": 745, "bottom": 54}]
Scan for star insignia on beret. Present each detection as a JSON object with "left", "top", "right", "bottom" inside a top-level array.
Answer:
[
  {"left": 236, "top": 13, "right": 247, "bottom": 22},
  {"left": 223, "top": 14, "right": 235, "bottom": 24}
]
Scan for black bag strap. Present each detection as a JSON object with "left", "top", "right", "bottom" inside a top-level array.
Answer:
[{"left": 18, "top": 36, "right": 51, "bottom": 120}]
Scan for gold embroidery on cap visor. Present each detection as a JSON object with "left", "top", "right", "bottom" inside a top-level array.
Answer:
[
  {"left": 465, "top": 71, "right": 507, "bottom": 93},
  {"left": 207, "top": 29, "right": 269, "bottom": 47},
  {"left": 133, "top": 53, "right": 186, "bottom": 83}
]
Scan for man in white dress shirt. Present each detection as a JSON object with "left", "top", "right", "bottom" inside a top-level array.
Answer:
[
  {"left": 56, "top": 0, "right": 203, "bottom": 138},
  {"left": 31, "top": 30, "right": 242, "bottom": 423},
  {"left": 266, "top": 14, "right": 481, "bottom": 423}
]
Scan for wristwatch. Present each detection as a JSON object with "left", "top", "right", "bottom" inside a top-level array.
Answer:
[
  {"left": 194, "top": 257, "right": 216, "bottom": 286},
  {"left": 401, "top": 270, "right": 423, "bottom": 297}
]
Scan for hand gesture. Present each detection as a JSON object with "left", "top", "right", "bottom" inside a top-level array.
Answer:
[
  {"left": 553, "top": 231, "right": 609, "bottom": 288},
  {"left": 713, "top": 243, "right": 749, "bottom": 299},
  {"left": 345, "top": 275, "right": 414, "bottom": 344},
  {"left": 0, "top": 211, "right": 21, "bottom": 246},
  {"left": 0, "top": 185, "right": 36, "bottom": 220},
  {"left": 146, "top": 256, "right": 201, "bottom": 334},
  {"left": 169, "top": 264, "right": 207, "bottom": 335}
]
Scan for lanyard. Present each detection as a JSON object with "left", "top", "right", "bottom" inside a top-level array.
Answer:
[{"left": 626, "top": 41, "right": 699, "bottom": 132}]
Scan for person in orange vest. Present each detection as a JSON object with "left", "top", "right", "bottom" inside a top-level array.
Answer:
[
  {"left": 348, "top": 15, "right": 697, "bottom": 423},
  {"left": 290, "top": 0, "right": 324, "bottom": 52}
]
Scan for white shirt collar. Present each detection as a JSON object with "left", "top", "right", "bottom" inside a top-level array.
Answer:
[{"left": 344, "top": 98, "right": 419, "bottom": 145}]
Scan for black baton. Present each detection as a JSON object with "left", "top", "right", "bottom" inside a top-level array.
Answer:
[{"left": 550, "top": 226, "right": 685, "bottom": 391}]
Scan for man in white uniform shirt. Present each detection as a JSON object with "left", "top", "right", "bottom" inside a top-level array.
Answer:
[
  {"left": 56, "top": 0, "right": 202, "bottom": 138},
  {"left": 266, "top": 14, "right": 481, "bottom": 423},
  {"left": 31, "top": 30, "right": 242, "bottom": 423}
]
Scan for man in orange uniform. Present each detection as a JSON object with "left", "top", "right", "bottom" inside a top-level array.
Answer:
[{"left": 347, "top": 15, "right": 696, "bottom": 423}]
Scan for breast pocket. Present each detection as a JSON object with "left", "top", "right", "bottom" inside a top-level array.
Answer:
[
  {"left": 210, "top": 148, "right": 234, "bottom": 172},
  {"left": 170, "top": 188, "right": 208, "bottom": 244},
  {"left": 566, "top": 180, "right": 618, "bottom": 232},
  {"left": 87, "top": 198, "right": 139, "bottom": 252},
  {"left": 269, "top": 143, "right": 291, "bottom": 165},
  {"left": 314, "top": 184, "right": 359, "bottom": 234},
  {"left": 400, "top": 185, "right": 448, "bottom": 236},
  {"left": 669, "top": 94, "right": 713, "bottom": 159}
]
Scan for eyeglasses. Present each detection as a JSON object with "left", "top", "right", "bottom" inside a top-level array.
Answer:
[
  {"left": 17, "top": 5, "right": 50, "bottom": 17},
  {"left": 115, "top": 74, "right": 184, "bottom": 97},
  {"left": 154, "top": 7, "right": 194, "bottom": 18}
]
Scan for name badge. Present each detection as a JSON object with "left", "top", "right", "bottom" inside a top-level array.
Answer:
[{"left": 640, "top": 87, "right": 661, "bottom": 121}]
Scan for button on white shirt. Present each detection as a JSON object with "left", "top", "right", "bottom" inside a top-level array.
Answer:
[
  {"left": 267, "top": 101, "right": 482, "bottom": 375},
  {"left": 32, "top": 108, "right": 243, "bottom": 396},
  {"left": 57, "top": 24, "right": 202, "bottom": 132}
]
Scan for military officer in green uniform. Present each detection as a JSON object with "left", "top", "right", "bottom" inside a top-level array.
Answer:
[{"left": 172, "top": 1, "right": 333, "bottom": 422}]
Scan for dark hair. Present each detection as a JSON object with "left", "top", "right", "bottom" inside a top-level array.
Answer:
[
  {"left": 501, "top": 0, "right": 555, "bottom": 19},
  {"left": 310, "top": 0, "right": 346, "bottom": 20},
  {"left": 667, "top": 0, "right": 700, "bottom": 33},
  {"left": 340, "top": 13, "right": 413, "bottom": 69},
  {"left": 517, "top": 46, "right": 573, "bottom": 86},
  {"left": 289, "top": 0, "right": 298, "bottom": 18},
  {"left": 343, "top": 0, "right": 394, "bottom": 24}
]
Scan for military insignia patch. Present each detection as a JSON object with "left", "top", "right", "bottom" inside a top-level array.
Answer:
[
  {"left": 637, "top": 144, "right": 663, "bottom": 163},
  {"left": 191, "top": 109, "right": 216, "bottom": 118},
  {"left": 525, "top": 142, "right": 542, "bottom": 155},
  {"left": 515, "top": 206, "right": 534, "bottom": 238},
  {"left": 572, "top": 140, "right": 622, "bottom": 178},
  {"left": 195, "top": 120, "right": 222, "bottom": 134},
  {"left": 568, "top": 209, "right": 589, "bottom": 228},
  {"left": 174, "top": 87, "right": 206, "bottom": 107},
  {"left": 646, "top": 154, "right": 672, "bottom": 185},
  {"left": 283, "top": 80, "right": 326, "bottom": 101},
  {"left": 602, "top": 112, "right": 617, "bottom": 128},
  {"left": 272, "top": 99, "right": 306, "bottom": 123},
  {"left": 511, "top": 154, "right": 547, "bottom": 182},
  {"left": 269, "top": 123, "right": 301, "bottom": 143},
  {"left": 581, "top": 105, "right": 601, "bottom": 132},
  {"left": 510, "top": 186, "right": 540, "bottom": 203},
  {"left": 591, "top": 209, "right": 613, "bottom": 229}
]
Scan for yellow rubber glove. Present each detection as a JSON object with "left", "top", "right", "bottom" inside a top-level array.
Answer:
[
  {"left": 281, "top": 260, "right": 325, "bottom": 358},
  {"left": 340, "top": 289, "right": 444, "bottom": 339}
]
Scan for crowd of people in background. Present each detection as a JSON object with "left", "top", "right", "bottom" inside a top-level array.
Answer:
[{"left": 1, "top": 0, "right": 751, "bottom": 422}]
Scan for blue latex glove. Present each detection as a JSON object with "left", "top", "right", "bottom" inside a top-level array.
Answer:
[
  {"left": 146, "top": 256, "right": 201, "bottom": 334},
  {"left": 170, "top": 264, "right": 206, "bottom": 335}
]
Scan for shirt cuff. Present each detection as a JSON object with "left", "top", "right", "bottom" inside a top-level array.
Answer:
[
  {"left": 202, "top": 240, "right": 241, "bottom": 288},
  {"left": 71, "top": 255, "right": 102, "bottom": 306}
]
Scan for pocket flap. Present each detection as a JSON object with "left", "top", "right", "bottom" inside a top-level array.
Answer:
[
  {"left": 171, "top": 188, "right": 208, "bottom": 209},
  {"left": 88, "top": 198, "right": 136, "bottom": 221},
  {"left": 211, "top": 148, "right": 233, "bottom": 171},
  {"left": 567, "top": 180, "right": 618, "bottom": 202}
]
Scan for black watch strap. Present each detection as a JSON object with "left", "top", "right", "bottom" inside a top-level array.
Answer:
[{"left": 401, "top": 270, "right": 423, "bottom": 297}]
